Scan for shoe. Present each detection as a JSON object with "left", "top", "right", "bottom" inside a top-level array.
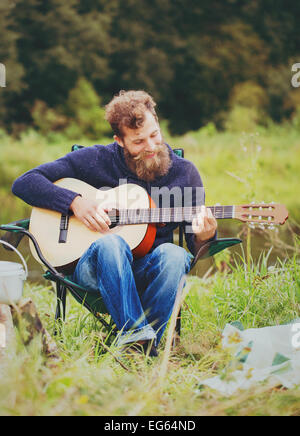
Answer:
[
  {"left": 123, "top": 340, "right": 158, "bottom": 358},
  {"left": 142, "top": 341, "right": 158, "bottom": 357}
]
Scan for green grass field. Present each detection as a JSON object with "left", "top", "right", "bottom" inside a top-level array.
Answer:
[
  {"left": 0, "top": 249, "right": 299, "bottom": 416},
  {"left": 0, "top": 125, "right": 300, "bottom": 416}
]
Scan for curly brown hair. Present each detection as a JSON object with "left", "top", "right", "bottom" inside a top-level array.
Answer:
[{"left": 105, "top": 90, "right": 158, "bottom": 138}]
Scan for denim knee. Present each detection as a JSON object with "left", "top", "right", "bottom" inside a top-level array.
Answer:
[
  {"left": 154, "top": 243, "right": 192, "bottom": 274},
  {"left": 90, "top": 234, "right": 129, "bottom": 251},
  {"left": 90, "top": 234, "right": 133, "bottom": 264}
]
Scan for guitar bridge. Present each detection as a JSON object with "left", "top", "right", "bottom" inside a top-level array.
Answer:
[{"left": 59, "top": 214, "right": 69, "bottom": 243}]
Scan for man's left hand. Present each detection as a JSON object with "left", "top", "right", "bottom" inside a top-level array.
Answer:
[{"left": 192, "top": 205, "right": 217, "bottom": 243}]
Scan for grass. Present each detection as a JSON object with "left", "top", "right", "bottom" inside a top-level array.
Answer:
[{"left": 0, "top": 249, "right": 299, "bottom": 416}]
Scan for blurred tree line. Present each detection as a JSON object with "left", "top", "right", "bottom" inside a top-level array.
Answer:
[{"left": 1, "top": 0, "right": 300, "bottom": 137}]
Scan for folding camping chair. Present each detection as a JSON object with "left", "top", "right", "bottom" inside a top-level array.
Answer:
[{"left": 0, "top": 145, "right": 242, "bottom": 345}]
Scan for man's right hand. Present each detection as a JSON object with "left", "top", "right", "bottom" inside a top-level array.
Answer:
[{"left": 70, "top": 196, "right": 111, "bottom": 233}]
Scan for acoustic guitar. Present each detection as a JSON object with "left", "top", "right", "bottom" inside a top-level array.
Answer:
[{"left": 28, "top": 178, "right": 288, "bottom": 272}]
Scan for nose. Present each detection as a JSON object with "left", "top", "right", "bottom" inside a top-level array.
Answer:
[{"left": 145, "top": 138, "right": 156, "bottom": 153}]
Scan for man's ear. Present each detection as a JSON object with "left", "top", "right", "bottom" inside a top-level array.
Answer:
[{"left": 114, "top": 135, "right": 124, "bottom": 148}]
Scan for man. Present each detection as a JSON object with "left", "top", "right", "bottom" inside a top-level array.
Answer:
[{"left": 12, "top": 90, "right": 217, "bottom": 356}]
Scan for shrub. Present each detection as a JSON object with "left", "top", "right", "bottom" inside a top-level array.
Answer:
[
  {"left": 31, "top": 100, "right": 68, "bottom": 135},
  {"left": 224, "top": 81, "right": 269, "bottom": 132},
  {"left": 63, "top": 78, "right": 111, "bottom": 140},
  {"left": 224, "top": 105, "right": 260, "bottom": 132}
]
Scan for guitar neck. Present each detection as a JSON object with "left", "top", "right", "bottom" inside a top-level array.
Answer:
[{"left": 114, "top": 205, "right": 234, "bottom": 225}]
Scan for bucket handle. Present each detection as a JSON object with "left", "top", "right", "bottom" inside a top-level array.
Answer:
[{"left": 0, "top": 240, "right": 28, "bottom": 279}]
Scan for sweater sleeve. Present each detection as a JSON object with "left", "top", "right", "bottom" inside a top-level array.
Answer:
[{"left": 12, "top": 147, "right": 98, "bottom": 215}]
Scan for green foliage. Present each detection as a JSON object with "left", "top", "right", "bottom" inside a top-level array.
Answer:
[
  {"left": 63, "top": 78, "right": 111, "bottom": 140},
  {"left": 291, "top": 108, "right": 300, "bottom": 131},
  {"left": 224, "top": 82, "right": 269, "bottom": 132},
  {"left": 8, "top": 0, "right": 112, "bottom": 126},
  {"left": 283, "top": 90, "right": 300, "bottom": 131},
  {"left": 228, "top": 82, "right": 269, "bottom": 111},
  {"left": 31, "top": 100, "right": 68, "bottom": 135},
  {"left": 30, "top": 79, "right": 111, "bottom": 140},
  {"left": 0, "top": 0, "right": 25, "bottom": 127},
  {"left": 1, "top": 0, "right": 300, "bottom": 134},
  {"left": 197, "top": 122, "right": 218, "bottom": 137},
  {"left": 224, "top": 106, "right": 260, "bottom": 132}
]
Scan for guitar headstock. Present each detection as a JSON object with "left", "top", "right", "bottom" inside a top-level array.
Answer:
[{"left": 235, "top": 202, "right": 288, "bottom": 229}]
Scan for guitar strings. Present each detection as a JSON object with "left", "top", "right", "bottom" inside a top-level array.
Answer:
[{"left": 114, "top": 206, "right": 234, "bottom": 224}]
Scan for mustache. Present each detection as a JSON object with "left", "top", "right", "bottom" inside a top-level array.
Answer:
[
  {"left": 132, "top": 142, "right": 166, "bottom": 161},
  {"left": 123, "top": 141, "right": 171, "bottom": 182}
]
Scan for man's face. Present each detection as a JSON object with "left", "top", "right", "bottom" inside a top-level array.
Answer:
[
  {"left": 117, "top": 110, "right": 162, "bottom": 157},
  {"left": 114, "top": 111, "right": 171, "bottom": 182}
]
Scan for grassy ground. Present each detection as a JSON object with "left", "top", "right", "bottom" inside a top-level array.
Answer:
[{"left": 0, "top": 248, "right": 299, "bottom": 416}]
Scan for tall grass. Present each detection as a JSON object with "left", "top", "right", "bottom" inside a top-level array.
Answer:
[{"left": 0, "top": 249, "right": 299, "bottom": 416}]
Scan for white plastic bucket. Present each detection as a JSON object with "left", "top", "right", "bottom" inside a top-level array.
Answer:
[{"left": 0, "top": 240, "right": 28, "bottom": 305}]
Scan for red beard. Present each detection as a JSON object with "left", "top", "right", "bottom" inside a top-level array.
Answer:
[{"left": 123, "top": 142, "right": 172, "bottom": 182}]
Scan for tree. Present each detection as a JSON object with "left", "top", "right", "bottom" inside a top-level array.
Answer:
[
  {"left": 0, "top": 0, "right": 25, "bottom": 129},
  {"left": 7, "top": 0, "right": 112, "bottom": 126}
]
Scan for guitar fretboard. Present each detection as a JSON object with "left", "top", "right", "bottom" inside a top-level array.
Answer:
[{"left": 113, "top": 205, "right": 234, "bottom": 225}]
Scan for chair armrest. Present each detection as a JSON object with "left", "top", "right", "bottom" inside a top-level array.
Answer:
[
  {"left": 190, "top": 237, "right": 242, "bottom": 270},
  {"left": 0, "top": 219, "right": 30, "bottom": 251},
  {"left": 0, "top": 219, "right": 30, "bottom": 232},
  {"left": 0, "top": 222, "right": 59, "bottom": 275}
]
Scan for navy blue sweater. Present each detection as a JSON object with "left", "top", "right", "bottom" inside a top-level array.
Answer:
[{"left": 12, "top": 142, "right": 209, "bottom": 256}]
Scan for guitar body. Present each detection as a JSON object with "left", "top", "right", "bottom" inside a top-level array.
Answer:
[{"left": 29, "top": 179, "right": 157, "bottom": 271}]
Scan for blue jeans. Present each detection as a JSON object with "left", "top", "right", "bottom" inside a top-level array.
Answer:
[{"left": 72, "top": 234, "right": 193, "bottom": 346}]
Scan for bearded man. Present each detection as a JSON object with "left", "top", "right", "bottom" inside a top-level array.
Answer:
[{"left": 12, "top": 90, "right": 217, "bottom": 356}]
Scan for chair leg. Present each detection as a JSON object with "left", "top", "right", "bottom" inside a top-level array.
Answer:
[
  {"left": 172, "top": 308, "right": 181, "bottom": 348},
  {"left": 175, "top": 308, "right": 181, "bottom": 335},
  {"left": 54, "top": 282, "right": 67, "bottom": 336}
]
